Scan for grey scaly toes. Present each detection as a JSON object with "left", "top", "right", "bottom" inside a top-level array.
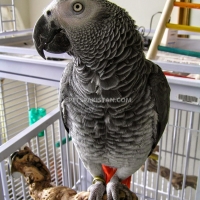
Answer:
[
  {"left": 88, "top": 179, "right": 106, "bottom": 200},
  {"left": 106, "top": 175, "right": 133, "bottom": 200}
]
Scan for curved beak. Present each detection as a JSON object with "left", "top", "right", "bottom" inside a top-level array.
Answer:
[{"left": 33, "top": 15, "right": 70, "bottom": 59}]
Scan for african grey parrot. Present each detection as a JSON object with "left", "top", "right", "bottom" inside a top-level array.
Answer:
[{"left": 33, "top": 0, "right": 170, "bottom": 199}]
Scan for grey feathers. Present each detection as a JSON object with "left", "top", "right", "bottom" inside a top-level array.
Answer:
[{"left": 34, "top": 0, "right": 170, "bottom": 176}]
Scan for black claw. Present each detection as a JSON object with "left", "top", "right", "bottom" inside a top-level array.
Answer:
[{"left": 10, "top": 151, "right": 19, "bottom": 160}]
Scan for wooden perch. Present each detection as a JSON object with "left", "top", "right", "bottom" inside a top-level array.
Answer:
[
  {"left": 75, "top": 191, "right": 138, "bottom": 200},
  {"left": 11, "top": 146, "right": 138, "bottom": 200},
  {"left": 141, "top": 156, "right": 197, "bottom": 190}
]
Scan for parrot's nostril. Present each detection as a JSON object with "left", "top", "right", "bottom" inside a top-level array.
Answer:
[{"left": 47, "top": 10, "right": 51, "bottom": 16}]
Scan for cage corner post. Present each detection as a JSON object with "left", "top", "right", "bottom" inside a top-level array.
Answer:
[
  {"left": 0, "top": 161, "right": 9, "bottom": 200},
  {"left": 0, "top": 127, "right": 9, "bottom": 200},
  {"left": 59, "top": 118, "right": 69, "bottom": 187},
  {"left": 0, "top": 172, "right": 4, "bottom": 200}
]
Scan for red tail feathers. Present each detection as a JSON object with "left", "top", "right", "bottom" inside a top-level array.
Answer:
[{"left": 102, "top": 165, "right": 131, "bottom": 189}]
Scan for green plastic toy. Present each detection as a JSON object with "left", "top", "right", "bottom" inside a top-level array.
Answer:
[
  {"left": 158, "top": 45, "right": 200, "bottom": 58},
  {"left": 55, "top": 136, "right": 72, "bottom": 148},
  {"left": 29, "top": 108, "right": 46, "bottom": 137}
]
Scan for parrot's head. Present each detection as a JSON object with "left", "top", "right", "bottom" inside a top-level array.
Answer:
[{"left": 33, "top": 0, "right": 139, "bottom": 61}]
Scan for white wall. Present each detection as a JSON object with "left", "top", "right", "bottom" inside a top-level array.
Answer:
[
  {"left": 24, "top": 0, "right": 179, "bottom": 32},
  {"left": 15, "top": 0, "right": 30, "bottom": 29},
  {"left": 110, "top": 0, "right": 179, "bottom": 36},
  {"left": 28, "top": 0, "right": 52, "bottom": 28}
]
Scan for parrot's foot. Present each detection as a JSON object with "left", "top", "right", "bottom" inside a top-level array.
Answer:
[
  {"left": 106, "top": 176, "right": 133, "bottom": 200},
  {"left": 88, "top": 181, "right": 106, "bottom": 200}
]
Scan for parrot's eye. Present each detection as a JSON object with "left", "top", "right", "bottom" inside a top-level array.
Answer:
[{"left": 73, "top": 3, "right": 84, "bottom": 12}]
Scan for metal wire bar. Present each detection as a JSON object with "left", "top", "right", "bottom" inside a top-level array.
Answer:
[
  {"left": 11, "top": 0, "right": 16, "bottom": 31},
  {"left": 1, "top": 19, "right": 15, "bottom": 23},
  {"left": 13, "top": 178, "right": 24, "bottom": 188},
  {"left": 181, "top": 112, "right": 194, "bottom": 200},
  {"left": 44, "top": 129, "right": 50, "bottom": 169},
  {"left": 181, "top": 112, "right": 189, "bottom": 177},
  {"left": 0, "top": 80, "right": 9, "bottom": 143},
  {"left": 182, "top": 111, "right": 189, "bottom": 198},
  {"left": 36, "top": 135, "right": 40, "bottom": 157},
  {"left": 0, "top": 5, "right": 3, "bottom": 31},
  {"left": 72, "top": 143, "right": 77, "bottom": 190},
  {"left": 135, "top": 184, "right": 187, "bottom": 199},
  {"left": 164, "top": 120, "right": 170, "bottom": 166},
  {"left": 25, "top": 83, "right": 31, "bottom": 111},
  {"left": 162, "top": 123, "right": 170, "bottom": 196},
  {"left": 51, "top": 123, "right": 58, "bottom": 186},
  {"left": 168, "top": 109, "right": 179, "bottom": 200},
  {"left": 65, "top": 128, "right": 72, "bottom": 188},
  {"left": 0, "top": 161, "right": 9, "bottom": 200},
  {"left": 151, "top": 178, "right": 155, "bottom": 198},
  {"left": 174, "top": 111, "right": 183, "bottom": 198},
  {"left": 131, "top": 174, "right": 134, "bottom": 192},
  {"left": 20, "top": 176, "right": 27, "bottom": 200},
  {"left": 159, "top": 149, "right": 200, "bottom": 162},
  {"left": 8, "top": 157, "right": 17, "bottom": 200},
  {"left": 78, "top": 158, "right": 82, "bottom": 191},
  {"left": 34, "top": 84, "right": 38, "bottom": 108},
  {"left": 58, "top": 119, "right": 67, "bottom": 186},
  {"left": 155, "top": 137, "right": 163, "bottom": 200},
  {"left": 79, "top": 160, "right": 86, "bottom": 191},
  {"left": 135, "top": 170, "right": 139, "bottom": 194},
  {"left": 193, "top": 113, "right": 200, "bottom": 198},
  {"left": 0, "top": 172, "right": 4, "bottom": 200},
  {"left": 143, "top": 159, "right": 148, "bottom": 200},
  {"left": 196, "top": 167, "right": 200, "bottom": 200}
]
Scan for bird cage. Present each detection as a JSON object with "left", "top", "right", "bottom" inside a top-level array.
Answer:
[{"left": 0, "top": 1, "right": 200, "bottom": 200}]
